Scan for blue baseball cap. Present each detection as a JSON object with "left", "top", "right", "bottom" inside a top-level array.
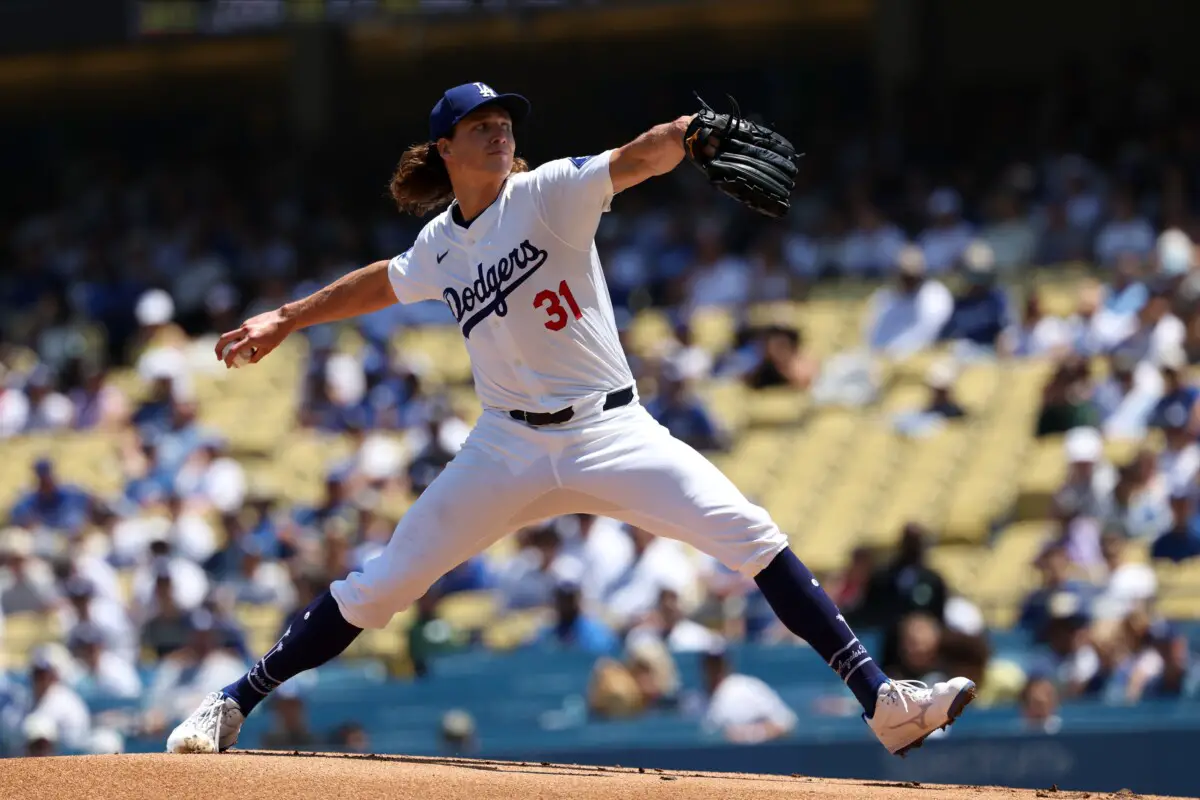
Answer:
[{"left": 429, "top": 82, "right": 530, "bottom": 142}]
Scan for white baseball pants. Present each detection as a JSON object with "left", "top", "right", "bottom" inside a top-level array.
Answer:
[{"left": 330, "top": 396, "right": 788, "bottom": 629}]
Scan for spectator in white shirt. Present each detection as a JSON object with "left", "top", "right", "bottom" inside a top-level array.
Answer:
[
  {"left": 496, "top": 523, "right": 584, "bottom": 612},
  {"left": 174, "top": 436, "right": 247, "bottom": 516},
  {"left": 1091, "top": 348, "right": 1162, "bottom": 442},
  {"left": 1003, "top": 292, "right": 1072, "bottom": 358},
  {"left": 561, "top": 515, "right": 634, "bottom": 610},
  {"left": 602, "top": 527, "right": 698, "bottom": 630},
  {"left": 1156, "top": 401, "right": 1200, "bottom": 495},
  {"left": 132, "top": 541, "right": 210, "bottom": 614},
  {"left": 159, "top": 493, "right": 218, "bottom": 565},
  {"left": 57, "top": 576, "right": 138, "bottom": 664},
  {"left": 0, "top": 530, "right": 57, "bottom": 614},
  {"left": 216, "top": 539, "right": 297, "bottom": 609},
  {"left": 840, "top": 200, "right": 906, "bottom": 278},
  {"left": 626, "top": 587, "right": 725, "bottom": 654},
  {"left": 1109, "top": 281, "right": 1184, "bottom": 370},
  {"left": 0, "top": 368, "right": 30, "bottom": 438},
  {"left": 66, "top": 623, "right": 142, "bottom": 701},
  {"left": 865, "top": 246, "right": 954, "bottom": 359},
  {"left": 21, "top": 649, "right": 90, "bottom": 752},
  {"left": 699, "top": 645, "right": 797, "bottom": 744},
  {"left": 1094, "top": 191, "right": 1156, "bottom": 267},
  {"left": 918, "top": 188, "right": 974, "bottom": 274},
  {"left": 1091, "top": 531, "right": 1157, "bottom": 622}
]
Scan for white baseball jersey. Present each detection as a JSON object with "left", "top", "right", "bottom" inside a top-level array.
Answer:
[
  {"left": 331, "top": 150, "right": 788, "bottom": 630},
  {"left": 387, "top": 150, "right": 634, "bottom": 414}
]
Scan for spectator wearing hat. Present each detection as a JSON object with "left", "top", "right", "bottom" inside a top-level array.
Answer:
[
  {"left": 1018, "top": 542, "right": 1095, "bottom": 640},
  {"left": 22, "top": 713, "right": 59, "bottom": 757},
  {"left": 918, "top": 188, "right": 975, "bottom": 274},
  {"left": 891, "top": 361, "right": 967, "bottom": 438},
  {"left": 865, "top": 245, "right": 954, "bottom": 359},
  {"left": 698, "top": 644, "right": 796, "bottom": 744},
  {"left": 923, "top": 360, "right": 967, "bottom": 420},
  {"left": 143, "top": 609, "right": 248, "bottom": 732},
  {"left": 261, "top": 683, "right": 317, "bottom": 751},
  {"left": 534, "top": 573, "right": 618, "bottom": 655},
  {"left": 439, "top": 709, "right": 477, "bottom": 755},
  {"left": 1151, "top": 489, "right": 1200, "bottom": 563},
  {"left": 939, "top": 241, "right": 1012, "bottom": 355},
  {"left": 646, "top": 362, "right": 727, "bottom": 454},
  {"left": 67, "top": 622, "right": 142, "bottom": 701},
  {"left": 1091, "top": 530, "right": 1157, "bottom": 622},
  {"left": 8, "top": 458, "right": 92, "bottom": 536},
  {"left": 19, "top": 648, "right": 91, "bottom": 752},
  {"left": 1035, "top": 591, "right": 1100, "bottom": 698}
]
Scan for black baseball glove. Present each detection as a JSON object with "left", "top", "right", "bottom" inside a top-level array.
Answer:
[{"left": 682, "top": 94, "right": 800, "bottom": 219}]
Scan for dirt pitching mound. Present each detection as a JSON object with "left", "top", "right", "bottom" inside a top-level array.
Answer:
[{"left": 2, "top": 751, "right": 1181, "bottom": 800}]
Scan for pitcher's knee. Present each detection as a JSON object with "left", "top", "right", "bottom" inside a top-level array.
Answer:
[
  {"left": 700, "top": 505, "right": 789, "bottom": 579},
  {"left": 330, "top": 570, "right": 429, "bottom": 630}
]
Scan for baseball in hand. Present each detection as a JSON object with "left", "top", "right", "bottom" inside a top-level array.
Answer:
[{"left": 220, "top": 341, "right": 256, "bottom": 368}]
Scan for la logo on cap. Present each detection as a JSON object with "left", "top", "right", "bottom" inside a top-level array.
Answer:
[{"left": 474, "top": 83, "right": 498, "bottom": 98}]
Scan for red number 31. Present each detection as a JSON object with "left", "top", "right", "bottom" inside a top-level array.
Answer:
[{"left": 533, "top": 280, "right": 583, "bottom": 331}]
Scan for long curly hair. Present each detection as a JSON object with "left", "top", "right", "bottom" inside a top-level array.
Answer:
[{"left": 389, "top": 143, "right": 529, "bottom": 217}]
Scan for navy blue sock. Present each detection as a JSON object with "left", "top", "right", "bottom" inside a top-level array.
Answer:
[
  {"left": 222, "top": 590, "right": 362, "bottom": 716},
  {"left": 754, "top": 548, "right": 888, "bottom": 717}
]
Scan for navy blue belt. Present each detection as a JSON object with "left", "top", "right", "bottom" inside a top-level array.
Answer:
[{"left": 510, "top": 385, "right": 635, "bottom": 427}]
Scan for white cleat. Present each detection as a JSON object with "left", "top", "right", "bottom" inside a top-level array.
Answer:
[
  {"left": 865, "top": 677, "right": 976, "bottom": 757},
  {"left": 166, "top": 692, "right": 245, "bottom": 754}
]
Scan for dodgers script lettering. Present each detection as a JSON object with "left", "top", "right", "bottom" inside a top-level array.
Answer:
[{"left": 443, "top": 239, "right": 549, "bottom": 338}]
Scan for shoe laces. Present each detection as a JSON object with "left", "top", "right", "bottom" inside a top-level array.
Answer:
[
  {"left": 882, "top": 680, "right": 931, "bottom": 713},
  {"left": 192, "top": 692, "right": 227, "bottom": 736}
]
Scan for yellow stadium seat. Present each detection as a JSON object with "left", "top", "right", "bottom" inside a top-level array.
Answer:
[{"left": 436, "top": 591, "right": 498, "bottom": 632}]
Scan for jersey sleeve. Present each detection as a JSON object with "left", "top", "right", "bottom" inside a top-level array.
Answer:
[
  {"left": 386, "top": 246, "right": 442, "bottom": 305},
  {"left": 529, "top": 150, "right": 615, "bottom": 251}
]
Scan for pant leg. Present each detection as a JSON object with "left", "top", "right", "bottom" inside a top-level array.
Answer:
[
  {"left": 562, "top": 405, "right": 788, "bottom": 577},
  {"left": 331, "top": 418, "right": 554, "bottom": 628}
]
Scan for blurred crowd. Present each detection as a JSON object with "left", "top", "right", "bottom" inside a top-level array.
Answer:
[{"left": 4, "top": 52, "right": 1200, "bottom": 756}]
